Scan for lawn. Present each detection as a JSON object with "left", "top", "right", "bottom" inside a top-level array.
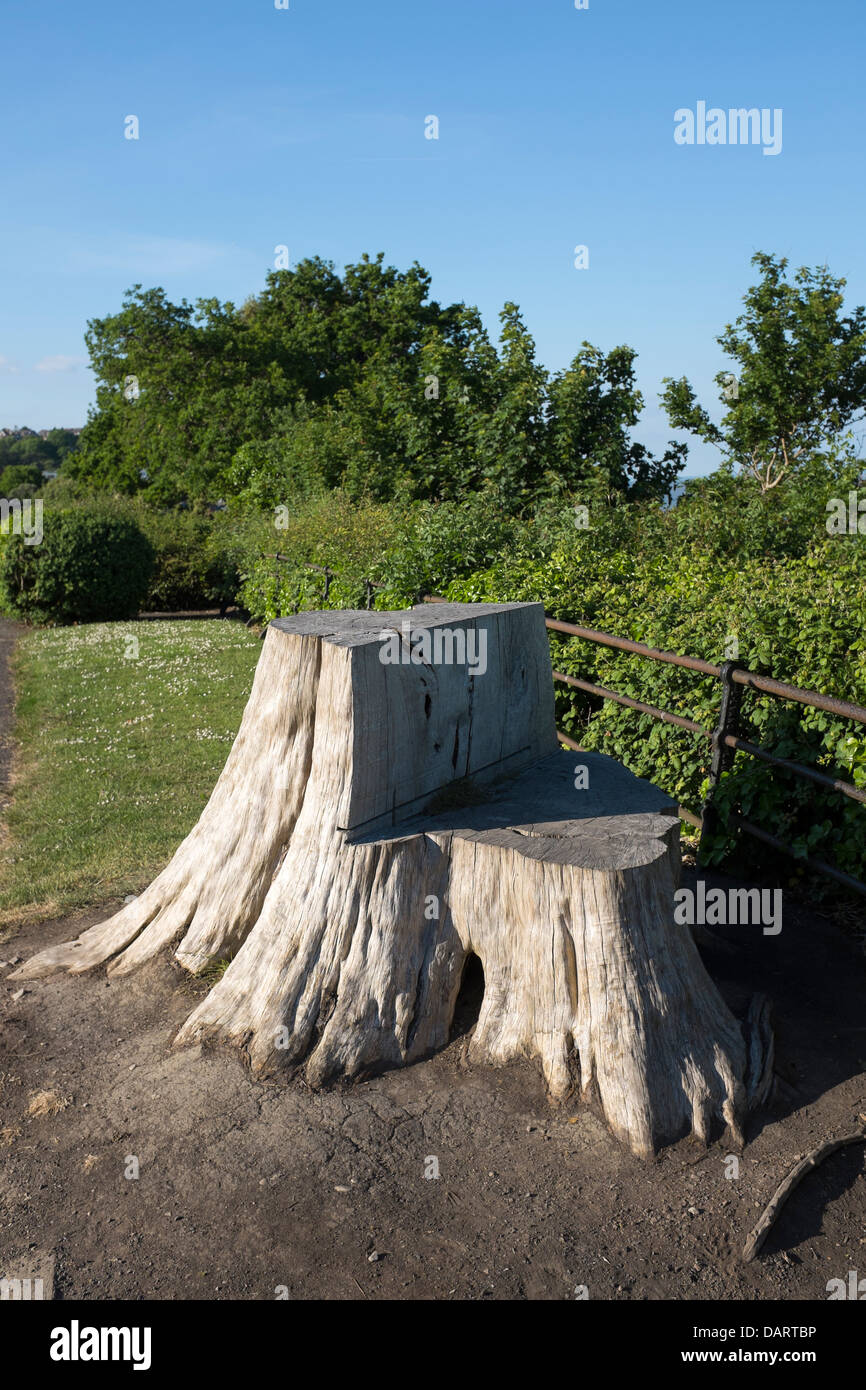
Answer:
[{"left": 0, "top": 619, "right": 261, "bottom": 927}]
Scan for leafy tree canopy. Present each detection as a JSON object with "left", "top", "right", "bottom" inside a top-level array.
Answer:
[
  {"left": 661, "top": 252, "right": 866, "bottom": 490},
  {"left": 0, "top": 462, "right": 44, "bottom": 497},
  {"left": 70, "top": 254, "right": 683, "bottom": 509}
]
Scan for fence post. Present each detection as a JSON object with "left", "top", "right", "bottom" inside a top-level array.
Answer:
[
  {"left": 323, "top": 566, "right": 332, "bottom": 603},
  {"left": 699, "top": 660, "right": 745, "bottom": 861},
  {"left": 364, "top": 579, "right": 374, "bottom": 610}
]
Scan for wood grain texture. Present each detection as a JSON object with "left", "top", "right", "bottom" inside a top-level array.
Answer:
[{"left": 15, "top": 602, "right": 758, "bottom": 1158}]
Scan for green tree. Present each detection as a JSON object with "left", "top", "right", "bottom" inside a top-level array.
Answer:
[
  {"left": 0, "top": 436, "right": 57, "bottom": 472},
  {"left": 548, "top": 343, "right": 685, "bottom": 504},
  {"left": 45, "top": 429, "right": 80, "bottom": 462},
  {"left": 0, "top": 462, "right": 43, "bottom": 497},
  {"left": 70, "top": 287, "right": 280, "bottom": 504},
  {"left": 71, "top": 252, "right": 683, "bottom": 510},
  {"left": 661, "top": 252, "right": 866, "bottom": 491}
]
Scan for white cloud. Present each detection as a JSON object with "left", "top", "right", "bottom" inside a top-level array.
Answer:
[
  {"left": 0, "top": 356, "right": 19, "bottom": 374},
  {"left": 34, "top": 355, "right": 87, "bottom": 373}
]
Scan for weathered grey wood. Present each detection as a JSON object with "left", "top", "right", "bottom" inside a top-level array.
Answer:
[
  {"left": 14, "top": 602, "right": 757, "bottom": 1158},
  {"left": 272, "top": 603, "right": 559, "bottom": 836}
]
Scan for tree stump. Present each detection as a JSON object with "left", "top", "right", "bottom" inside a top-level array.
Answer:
[{"left": 15, "top": 602, "right": 759, "bottom": 1158}]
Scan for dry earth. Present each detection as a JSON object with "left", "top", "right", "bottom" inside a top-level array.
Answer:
[{"left": 1, "top": 880, "right": 864, "bottom": 1302}]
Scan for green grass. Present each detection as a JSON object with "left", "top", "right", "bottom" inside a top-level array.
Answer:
[{"left": 0, "top": 619, "right": 261, "bottom": 927}]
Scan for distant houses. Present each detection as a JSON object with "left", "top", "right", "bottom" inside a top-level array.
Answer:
[{"left": 0, "top": 426, "right": 82, "bottom": 439}]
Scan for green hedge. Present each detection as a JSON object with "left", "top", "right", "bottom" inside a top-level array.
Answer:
[
  {"left": 1, "top": 494, "right": 266, "bottom": 617},
  {"left": 446, "top": 533, "right": 866, "bottom": 890},
  {"left": 135, "top": 508, "right": 251, "bottom": 612},
  {"left": 232, "top": 477, "right": 866, "bottom": 894},
  {"left": 236, "top": 492, "right": 523, "bottom": 620},
  {"left": 237, "top": 493, "right": 398, "bottom": 619},
  {"left": 0, "top": 509, "right": 154, "bottom": 623}
]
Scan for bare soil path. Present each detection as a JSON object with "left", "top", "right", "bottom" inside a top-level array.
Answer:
[{"left": 1, "top": 876, "right": 863, "bottom": 1301}]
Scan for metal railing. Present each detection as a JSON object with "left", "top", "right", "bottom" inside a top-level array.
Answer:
[{"left": 544, "top": 616, "right": 866, "bottom": 897}]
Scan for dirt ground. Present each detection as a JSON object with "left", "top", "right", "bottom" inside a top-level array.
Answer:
[
  {"left": 1, "top": 881, "right": 864, "bottom": 1303},
  {"left": 1, "top": 617, "right": 864, "bottom": 1302}
]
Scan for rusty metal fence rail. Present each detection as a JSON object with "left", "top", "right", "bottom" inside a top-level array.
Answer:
[{"left": 544, "top": 616, "right": 866, "bottom": 898}]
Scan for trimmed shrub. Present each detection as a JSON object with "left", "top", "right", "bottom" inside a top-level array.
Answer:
[
  {"left": 135, "top": 506, "right": 262, "bottom": 613},
  {"left": 237, "top": 493, "right": 397, "bottom": 621},
  {"left": 0, "top": 510, "right": 154, "bottom": 623},
  {"left": 137, "top": 510, "right": 213, "bottom": 611}
]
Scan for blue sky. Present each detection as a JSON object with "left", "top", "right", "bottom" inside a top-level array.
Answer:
[{"left": 1, "top": 0, "right": 863, "bottom": 475}]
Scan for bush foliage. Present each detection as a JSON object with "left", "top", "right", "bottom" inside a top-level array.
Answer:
[{"left": 0, "top": 510, "right": 154, "bottom": 624}]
